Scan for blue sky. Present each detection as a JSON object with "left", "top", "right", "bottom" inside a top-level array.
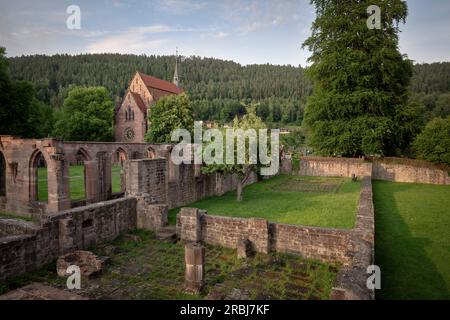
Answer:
[{"left": 0, "top": 0, "right": 449, "bottom": 66}]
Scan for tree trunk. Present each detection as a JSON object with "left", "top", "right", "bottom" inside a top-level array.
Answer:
[{"left": 236, "top": 180, "right": 243, "bottom": 202}]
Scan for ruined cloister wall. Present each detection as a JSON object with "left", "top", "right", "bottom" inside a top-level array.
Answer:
[
  {"left": 176, "top": 176, "right": 376, "bottom": 299},
  {"left": 0, "top": 136, "right": 70, "bottom": 216},
  {"left": 298, "top": 157, "right": 373, "bottom": 178},
  {"left": 0, "top": 197, "right": 137, "bottom": 282},
  {"left": 372, "top": 161, "right": 450, "bottom": 185},
  {"left": 295, "top": 156, "right": 449, "bottom": 185},
  {"left": 176, "top": 208, "right": 353, "bottom": 265}
]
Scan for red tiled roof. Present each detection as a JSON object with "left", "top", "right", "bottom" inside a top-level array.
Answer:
[
  {"left": 130, "top": 92, "right": 147, "bottom": 115},
  {"left": 137, "top": 71, "right": 184, "bottom": 94}
]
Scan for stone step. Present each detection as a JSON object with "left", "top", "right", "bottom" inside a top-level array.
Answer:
[{"left": 155, "top": 225, "right": 177, "bottom": 242}]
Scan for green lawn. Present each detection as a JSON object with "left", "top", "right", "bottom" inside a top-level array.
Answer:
[
  {"left": 373, "top": 180, "right": 450, "bottom": 300},
  {"left": 37, "top": 165, "right": 122, "bottom": 202},
  {"left": 169, "top": 175, "right": 361, "bottom": 229}
]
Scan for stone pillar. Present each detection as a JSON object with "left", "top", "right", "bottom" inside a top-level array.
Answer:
[
  {"left": 248, "top": 218, "right": 269, "bottom": 254},
  {"left": 46, "top": 152, "right": 71, "bottom": 213},
  {"left": 96, "top": 152, "right": 112, "bottom": 201},
  {"left": 184, "top": 243, "right": 205, "bottom": 294},
  {"left": 237, "top": 238, "right": 252, "bottom": 259},
  {"left": 84, "top": 160, "right": 99, "bottom": 203},
  {"left": 178, "top": 208, "right": 203, "bottom": 242},
  {"left": 124, "top": 159, "right": 168, "bottom": 204}
]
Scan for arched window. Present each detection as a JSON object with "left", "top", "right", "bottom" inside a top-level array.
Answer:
[{"left": 131, "top": 110, "right": 135, "bottom": 121}]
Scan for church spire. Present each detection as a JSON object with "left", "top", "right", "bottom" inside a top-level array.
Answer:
[{"left": 173, "top": 48, "right": 180, "bottom": 87}]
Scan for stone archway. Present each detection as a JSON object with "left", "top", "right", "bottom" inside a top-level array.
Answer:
[
  {"left": 113, "top": 148, "right": 128, "bottom": 166},
  {"left": 29, "top": 150, "right": 48, "bottom": 203},
  {"left": 112, "top": 148, "right": 128, "bottom": 193},
  {"left": 72, "top": 148, "right": 92, "bottom": 201}
]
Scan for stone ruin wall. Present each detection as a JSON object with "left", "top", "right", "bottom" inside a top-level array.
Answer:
[
  {"left": 298, "top": 157, "right": 373, "bottom": 178},
  {"left": 296, "top": 156, "right": 449, "bottom": 185},
  {"left": 176, "top": 176, "right": 376, "bottom": 299},
  {"left": 176, "top": 209, "right": 353, "bottom": 265},
  {"left": 0, "top": 197, "right": 137, "bottom": 283},
  {"left": 0, "top": 155, "right": 259, "bottom": 283}
]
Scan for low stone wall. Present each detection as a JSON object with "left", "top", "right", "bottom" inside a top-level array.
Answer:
[
  {"left": 270, "top": 223, "right": 351, "bottom": 264},
  {"left": 372, "top": 161, "right": 450, "bottom": 185},
  {"left": 0, "top": 197, "right": 138, "bottom": 283},
  {"left": 0, "top": 219, "right": 40, "bottom": 237},
  {"left": 331, "top": 177, "right": 375, "bottom": 300},
  {"left": 299, "top": 157, "right": 372, "bottom": 178},
  {"left": 176, "top": 209, "right": 352, "bottom": 265},
  {"left": 291, "top": 156, "right": 449, "bottom": 185},
  {"left": 176, "top": 176, "right": 376, "bottom": 300}
]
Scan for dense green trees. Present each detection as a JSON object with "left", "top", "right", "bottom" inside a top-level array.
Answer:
[
  {"left": 413, "top": 117, "right": 450, "bottom": 165},
  {"left": 0, "top": 47, "right": 54, "bottom": 138},
  {"left": 6, "top": 52, "right": 449, "bottom": 130},
  {"left": 8, "top": 54, "right": 310, "bottom": 126},
  {"left": 302, "top": 0, "right": 415, "bottom": 157},
  {"left": 52, "top": 87, "right": 114, "bottom": 141},
  {"left": 144, "top": 93, "right": 194, "bottom": 143},
  {"left": 2, "top": 48, "right": 449, "bottom": 161}
]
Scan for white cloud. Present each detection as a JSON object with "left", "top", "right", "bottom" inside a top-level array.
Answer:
[
  {"left": 85, "top": 24, "right": 208, "bottom": 54},
  {"left": 223, "top": 0, "right": 312, "bottom": 35},
  {"left": 156, "top": 0, "right": 208, "bottom": 15}
]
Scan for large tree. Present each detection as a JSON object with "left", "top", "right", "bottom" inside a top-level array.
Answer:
[
  {"left": 145, "top": 93, "right": 194, "bottom": 143},
  {"left": 52, "top": 86, "right": 114, "bottom": 141},
  {"left": 302, "top": 0, "right": 414, "bottom": 156},
  {"left": 0, "top": 47, "right": 54, "bottom": 138}
]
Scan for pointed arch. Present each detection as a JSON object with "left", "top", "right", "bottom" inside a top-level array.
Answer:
[{"left": 29, "top": 149, "right": 48, "bottom": 203}]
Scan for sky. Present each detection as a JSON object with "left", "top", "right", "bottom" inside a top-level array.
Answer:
[{"left": 0, "top": 0, "right": 449, "bottom": 66}]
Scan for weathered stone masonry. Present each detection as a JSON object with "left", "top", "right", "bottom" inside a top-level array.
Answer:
[
  {"left": 297, "top": 156, "right": 449, "bottom": 185},
  {"left": 1, "top": 152, "right": 257, "bottom": 283},
  {"left": 0, "top": 197, "right": 137, "bottom": 282},
  {"left": 176, "top": 176, "right": 376, "bottom": 300},
  {"left": 176, "top": 209, "right": 353, "bottom": 265}
]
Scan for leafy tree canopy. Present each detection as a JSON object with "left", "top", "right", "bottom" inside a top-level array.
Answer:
[
  {"left": 302, "top": 0, "right": 414, "bottom": 157},
  {"left": 0, "top": 47, "right": 54, "bottom": 138},
  {"left": 52, "top": 86, "right": 114, "bottom": 141},
  {"left": 145, "top": 93, "right": 195, "bottom": 143},
  {"left": 413, "top": 117, "right": 450, "bottom": 166}
]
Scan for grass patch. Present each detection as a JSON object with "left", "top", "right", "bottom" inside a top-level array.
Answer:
[
  {"left": 0, "top": 211, "right": 39, "bottom": 223},
  {"left": 0, "top": 230, "right": 338, "bottom": 300},
  {"left": 169, "top": 175, "right": 360, "bottom": 228},
  {"left": 373, "top": 180, "right": 450, "bottom": 299},
  {"left": 37, "top": 165, "right": 122, "bottom": 202}
]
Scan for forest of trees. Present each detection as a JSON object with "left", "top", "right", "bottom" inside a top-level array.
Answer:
[
  {"left": 7, "top": 53, "right": 449, "bottom": 126},
  {"left": 7, "top": 54, "right": 310, "bottom": 125}
]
